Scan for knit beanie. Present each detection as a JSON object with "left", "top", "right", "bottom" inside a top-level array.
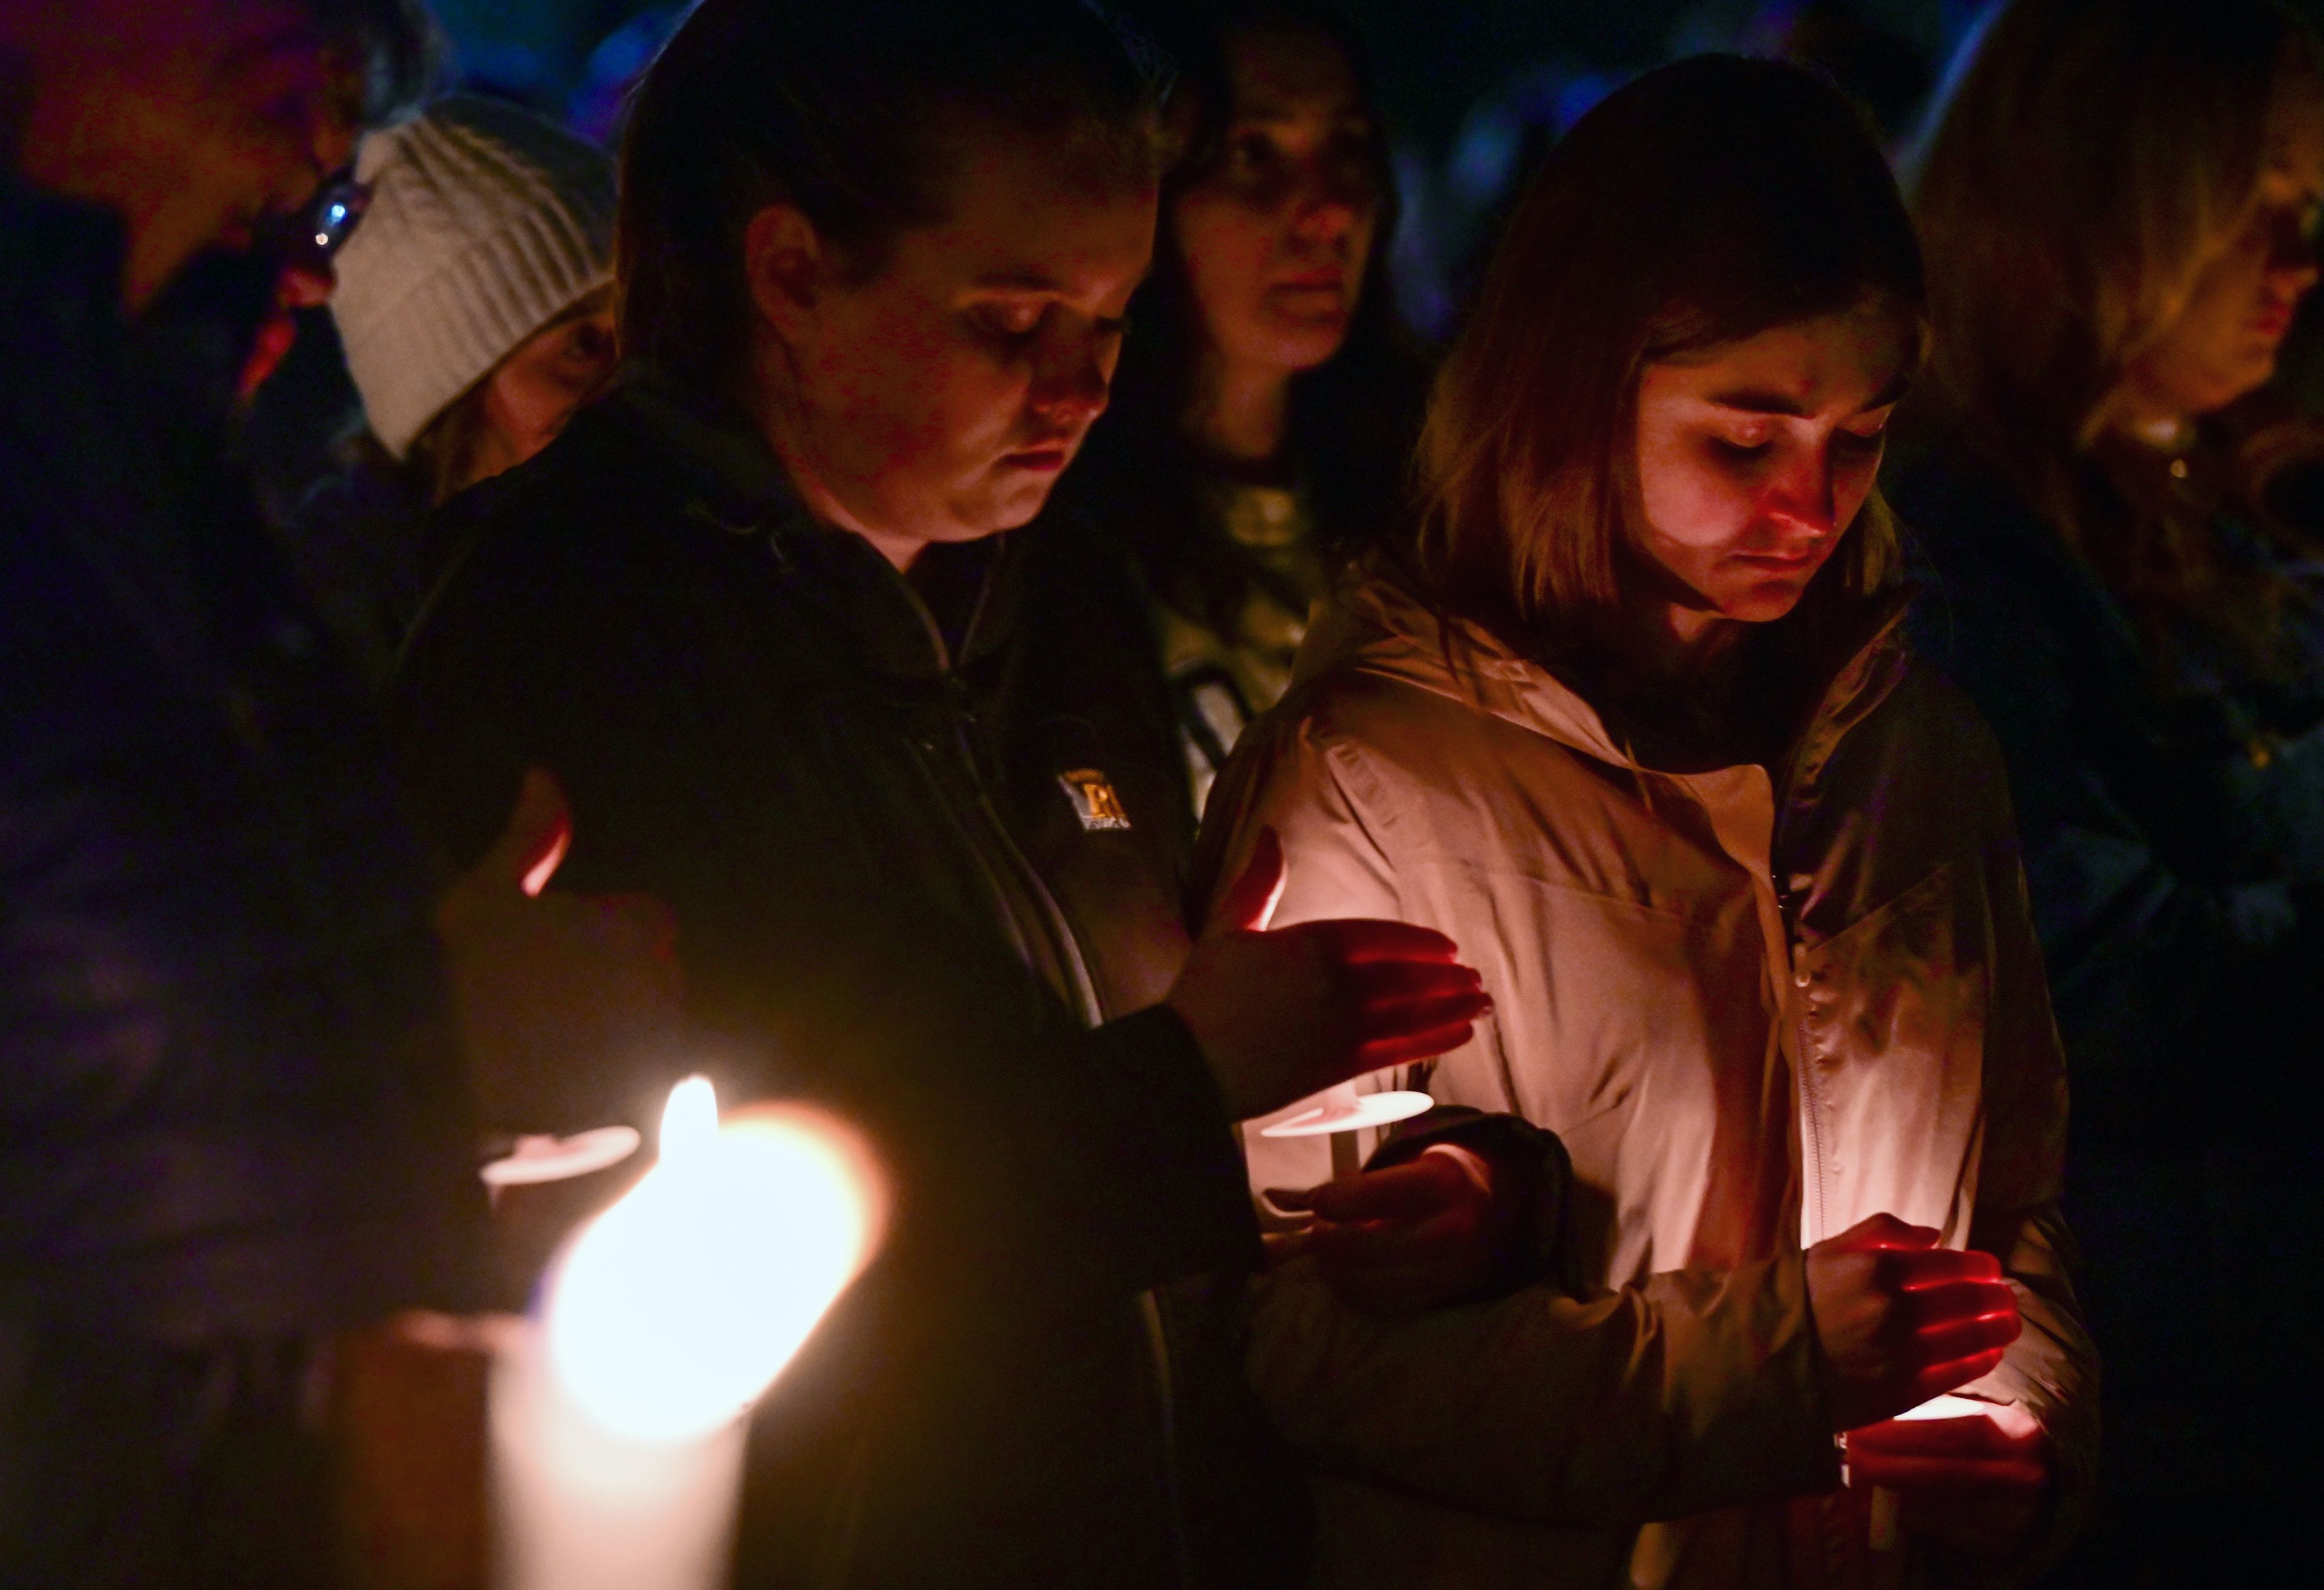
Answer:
[{"left": 332, "top": 95, "right": 617, "bottom": 458}]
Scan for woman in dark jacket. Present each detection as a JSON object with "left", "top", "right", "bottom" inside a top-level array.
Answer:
[
  {"left": 1889, "top": 0, "right": 2324, "bottom": 1556},
  {"left": 1063, "top": 0, "right": 1429, "bottom": 812}
]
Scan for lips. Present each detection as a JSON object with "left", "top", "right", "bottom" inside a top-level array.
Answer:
[
  {"left": 2252, "top": 300, "right": 2299, "bottom": 340},
  {"left": 1000, "top": 445, "right": 1072, "bottom": 473}
]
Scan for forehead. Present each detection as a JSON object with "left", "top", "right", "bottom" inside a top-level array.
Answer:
[
  {"left": 1223, "top": 20, "right": 1363, "bottom": 123},
  {"left": 898, "top": 121, "right": 1157, "bottom": 291},
  {"left": 1649, "top": 305, "right": 1911, "bottom": 410}
]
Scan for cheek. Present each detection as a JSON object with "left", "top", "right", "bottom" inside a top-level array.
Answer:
[
  {"left": 813, "top": 315, "right": 1023, "bottom": 475},
  {"left": 1635, "top": 433, "right": 1755, "bottom": 559},
  {"left": 1173, "top": 195, "right": 1279, "bottom": 337}
]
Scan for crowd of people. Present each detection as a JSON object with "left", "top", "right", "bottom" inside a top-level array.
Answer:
[{"left": 2, "top": 0, "right": 2317, "bottom": 1587}]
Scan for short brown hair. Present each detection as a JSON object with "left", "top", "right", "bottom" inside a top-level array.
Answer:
[
  {"left": 617, "top": 0, "right": 1161, "bottom": 398},
  {"left": 1414, "top": 55, "right": 1925, "bottom": 650}
]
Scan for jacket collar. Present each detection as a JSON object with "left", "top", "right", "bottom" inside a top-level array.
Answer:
[
  {"left": 606, "top": 371, "right": 1020, "bottom": 684},
  {"left": 1302, "top": 561, "right": 1914, "bottom": 790}
]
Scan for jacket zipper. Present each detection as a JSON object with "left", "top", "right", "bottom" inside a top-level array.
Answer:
[{"left": 889, "top": 570, "right": 1194, "bottom": 1590}]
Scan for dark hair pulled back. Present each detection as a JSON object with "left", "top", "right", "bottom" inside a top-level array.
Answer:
[{"left": 617, "top": 0, "right": 1160, "bottom": 398}]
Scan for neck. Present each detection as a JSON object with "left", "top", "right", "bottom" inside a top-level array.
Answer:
[
  {"left": 1616, "top": 596, "right": 1742, "bottom": 686},
  {"left": 1192, "top": 352, "right": 1293, "bottom": 464},
  {"left": 751, "top": 363, "right": 926, "bottom": 573}
]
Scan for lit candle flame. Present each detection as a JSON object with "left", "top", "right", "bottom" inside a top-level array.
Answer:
[
  {"left": 659, "top": 1074, "right": 720, "bottom": 1166},
  {"left": 542, "top": 1079, "right": 884, "bottom": 1443}
]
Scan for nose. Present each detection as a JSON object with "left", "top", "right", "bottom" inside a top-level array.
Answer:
[
  {"left": 1027, "top": 326, "right": 1112, "bottom": 428},
  {"left": 1762, "top": 450, "right": 1839, "bottom": 541},
  {"left": 2268, "top": 217, "right": 2321, "bottom": 300}
]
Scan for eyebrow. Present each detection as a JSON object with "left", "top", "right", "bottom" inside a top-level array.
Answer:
[
  {"left": 965, "top": 265, "right": 1151, "bottom": 302},
  {"left": 1705, "top": 372, "right": 1909, "bottom": 417}
]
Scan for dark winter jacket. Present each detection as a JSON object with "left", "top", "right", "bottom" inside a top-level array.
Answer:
[
  {"left": 392, "top": 376, "right": 1295, "bottom": 1589},
  {"left": 0, "top": 183, "right": 481, "bottom": 1584},
  {"left": 1892, "top": 437, "right": 2324, "bottom": 1148}
]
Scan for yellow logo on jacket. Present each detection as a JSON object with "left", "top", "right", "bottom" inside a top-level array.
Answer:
[{"left": 1059, "top": 768, "right": 1131, "bottom": 831}]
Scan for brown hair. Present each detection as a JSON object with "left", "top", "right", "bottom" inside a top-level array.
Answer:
[
  {"left": 616, "top": 0, "right": 1160, "bottom": 401},
  {"left": 1911, "top": 0, "right": 2322, "bottom": 662},
  {"left": 1414, "top": 54, "right": 1924, "bottom": 654}
]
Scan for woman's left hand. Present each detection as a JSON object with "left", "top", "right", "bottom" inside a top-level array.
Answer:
[
  {"left": 1267, "top": 1145, "right": 1500, "bottom": 1315},
  {"left": 1850, "top": 1401, "right": 2052, "bottom": 1558}
]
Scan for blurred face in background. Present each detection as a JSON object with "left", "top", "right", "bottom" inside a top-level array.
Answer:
[
  {"left": 461, "top": 287, "right": 622, "bottom": 490},
  {"left": 2118, "top": 82, "right": 2324, "bottom": 428},
  {"left": 1169, "top": 19, "right": 1380, "bottom": 382},
  {"left": 1630, "top": 300, "right": 1910, "bottom": 632},
  {"left": 7, "top": 0, "right": 363, "bottom": 310}
]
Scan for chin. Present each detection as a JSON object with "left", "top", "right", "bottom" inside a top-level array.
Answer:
[
  {"left": 1256, "top": 320, "right": 1351, "bottom": 374},
  {"left": 1721, "top": 583, "right": 1814, "bottom": 625}
]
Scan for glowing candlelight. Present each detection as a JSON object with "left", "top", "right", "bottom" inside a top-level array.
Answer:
[
  {"left": 491, "top": 1078, "right": 885, "bottom": 1590},
  {"left": 1863, "top": 1395, "right": 2018, "bottom": 1554},
  {"left": 1258, "top": 1087, "right": 1434, "bottom": 1177}
]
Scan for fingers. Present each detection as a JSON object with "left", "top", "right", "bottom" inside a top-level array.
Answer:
[
  {"left": 1355, "top": 1016, "right": 1483, "bottom": 1068},
  {"left": 1829, "top": 1212, "right": 1942, "bottom": 1253},
  {"left": 1304, "top": 1156, "right": 1475, "bottom": 1223},
  {"left": 1889, "top": 1247, "right": 2003, "bottom": 1287},
  {"left": 1348, "top": 959, "right": 1484, "bottom": 1005},
  {"left": 1906, "top": 1347, "right": 2008, "bottom": 1405},
  {"left": 1213, "top": 827, "right": 1287, "bottom": 933},
  {"left": 1851, "top": 1414, "right": 2046, "bottom": 1460},
  {"left": 1900, "top": 1276, "right": 2018, "bottom": 1332},
  {"left": 1301, "top": 918, "right": 1463, "bottom": 965},
  {"left": 1848, "top": 1451, "right": 2050, "bottom": 1494}
]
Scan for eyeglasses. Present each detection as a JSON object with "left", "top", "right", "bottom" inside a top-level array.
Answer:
[{"left": 307, "top": 174, "right": 372, "bottom": 260}]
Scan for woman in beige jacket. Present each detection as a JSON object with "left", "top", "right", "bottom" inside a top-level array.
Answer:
[{"left": 1196, "top": 58, "right": 2097, "bottom": 1590}]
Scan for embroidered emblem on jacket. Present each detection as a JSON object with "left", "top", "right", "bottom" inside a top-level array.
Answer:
[{"left": 1059, "top": 768, "right": 1132, "bottom": 831}]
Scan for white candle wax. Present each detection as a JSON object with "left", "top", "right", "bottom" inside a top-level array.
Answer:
[{"left": 490, "top": 1079, "right": 884, "bottom": 1590}]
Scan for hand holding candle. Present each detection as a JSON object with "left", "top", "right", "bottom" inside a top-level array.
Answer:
[
  {"left": 1805, "top": 1214, "right": 2022, "bottom": 1431},
  {"left": 1851, "top": 1395, "right": 2051, "bottom": 1559}
]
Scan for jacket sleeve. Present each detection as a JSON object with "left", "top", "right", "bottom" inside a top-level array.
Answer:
[
  {"left": 1199, "top": 706, "right": 1840, "bottom": 1524},
  {"left": 1247, "top": 1253, "right": 1839, "bottom": 1526},
  {"left": 1947, "top": 761, "right": 2099, "bottom": 1588}
]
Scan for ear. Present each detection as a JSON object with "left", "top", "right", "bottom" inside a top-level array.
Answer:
[{"left": 742, "top": 203, "right": 827, "bottom": 346}]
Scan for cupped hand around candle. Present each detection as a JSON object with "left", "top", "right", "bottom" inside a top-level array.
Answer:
[
  {"left": 1167, "top": 829, "right": 1492, "bottom": 1121},
  {"left": 1848, "top": 1401, "right": 2052, "bottom": 1558},
  {"left": 1805, "top": 1213, "right": 2022, "bottom": 1431}
]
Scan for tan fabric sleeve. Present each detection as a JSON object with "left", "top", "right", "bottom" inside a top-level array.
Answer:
[
  {"left": 1189, "top": 701, "right": 1405, "bottom": 931},
  {"left": 1951, "top": 775, "right": 2099, "bottom": 1588},
  {"left": 1248, "top": 1253, "right": 1841, "bottom": 1529}
]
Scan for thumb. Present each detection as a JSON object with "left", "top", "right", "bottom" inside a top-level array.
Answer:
[
  {"left": 1213, "top": 827, "right": 1287, "bottom": 933},
  {"left": 485, "top": 766, "right": 573, "bottom": 898}
]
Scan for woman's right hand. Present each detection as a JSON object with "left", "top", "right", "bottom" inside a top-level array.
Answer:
[
  {"left": 1805, "top": 1213, "right": 2023, "bottom": 1431},
  {"left": 1167, "top": 828, "right": 1491, "bottom": 1121}
]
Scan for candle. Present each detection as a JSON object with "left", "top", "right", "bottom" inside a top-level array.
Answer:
[
  {"left": 490, "top": 1078, "right": 885, "bottom": 1590},
  {"left": 1259, "top": 1087, "right": 1434, "bottom": 1177}
]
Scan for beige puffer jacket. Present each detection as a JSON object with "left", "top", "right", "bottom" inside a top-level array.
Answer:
[{"left": 1198, "top": 570, "right": 2098, "bottom": 1590}]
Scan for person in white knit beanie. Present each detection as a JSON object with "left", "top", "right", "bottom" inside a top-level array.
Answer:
[
  {"left": 287, "top": 94, "right": 619, "bottom": 682},
  {"left": 333, "top": 91, "right": 620, "bottom": 504}
]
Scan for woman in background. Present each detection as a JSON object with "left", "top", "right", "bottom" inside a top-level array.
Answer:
[
  {"left": 1066, "top": 0, "right": 1428, "bottom": 812},
  {"left": 287, "top": 93, "right": 619, "bottom": 682},
  {"left": 1199, "top": 56, "right": 2093, "bottom": 1589},
  {"left": 1892, "top": 0, "right": 2324, "bottom": 1566}
]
